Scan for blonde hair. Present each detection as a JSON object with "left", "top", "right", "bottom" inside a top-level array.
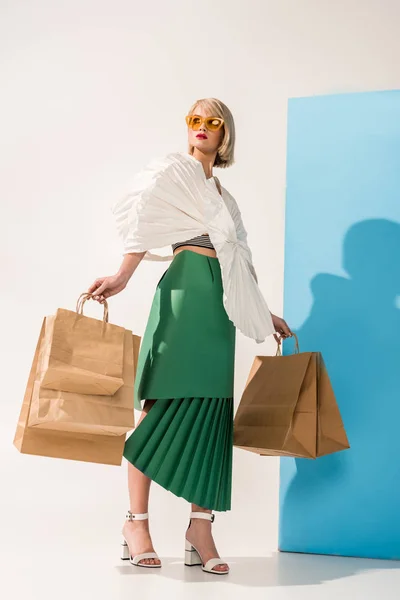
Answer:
[{"left": 186, "top": 97, "right": 236, "bottom": 169}]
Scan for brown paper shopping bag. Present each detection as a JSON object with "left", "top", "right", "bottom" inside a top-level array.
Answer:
[
  {"left": 39, "top": 293, "right": 126, "bottom": 396},
  {"left": 233, "top": 334, "right": 350, "bottom": 459},
  {"left": 28, "top": 327, "right": 139, "bottom": 435},
  {"left": 13, "top": 297, "right": 141, "bottom": 464},
  {"left": 24, "top": 293, "right": 139, "bottom": 435},
  {"left": 13, "top": 319, "right": 123, "bottom": 465}
]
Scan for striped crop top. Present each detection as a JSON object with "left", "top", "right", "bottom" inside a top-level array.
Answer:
[{"left": 171, "top": 233, "right": 215, "bottom": 252}]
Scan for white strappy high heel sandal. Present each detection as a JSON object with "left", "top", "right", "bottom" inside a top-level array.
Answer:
[
  {"left": 184, "top": 511, "right": 229, "bottom": 574},
  {"left": 121, "top": 511, "right": 161, "bottom": 568}
]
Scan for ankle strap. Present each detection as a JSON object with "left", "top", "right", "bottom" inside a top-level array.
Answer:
[
  {"left": 126, "top": 510, "right": 149, "bottom": 521},
  {"left": 190, "top": 511, "right": 215, "bottom": 522}
]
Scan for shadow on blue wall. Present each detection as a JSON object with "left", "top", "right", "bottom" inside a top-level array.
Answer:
[{"left": 279, "top": 218, "right": 400, "bottom": 560}]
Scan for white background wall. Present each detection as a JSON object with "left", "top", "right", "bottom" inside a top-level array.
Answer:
[{"left": 2, "top": 0, "right": 400, "bottom": 561}]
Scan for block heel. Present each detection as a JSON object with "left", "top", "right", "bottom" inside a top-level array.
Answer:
[{"left": 184, "top": 538, "right": 203, "bottom": 566}]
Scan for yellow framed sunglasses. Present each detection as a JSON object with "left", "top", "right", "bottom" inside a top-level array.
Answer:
[{"left": 185, "top": 114, "right": 224, "bottom": 132}]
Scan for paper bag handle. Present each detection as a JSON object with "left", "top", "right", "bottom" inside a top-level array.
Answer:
[
  {"left": 75, "top": 293, "right": 109, "bottom": 323},
  {"left": 276, "top": 332, "right": 299, "bottom": 356}
]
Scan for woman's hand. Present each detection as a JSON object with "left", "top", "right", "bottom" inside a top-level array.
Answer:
[
  {"left": 87, "top": 272, "right": 129, "bottom": 304},
  {"left": 270, "top": 313, "right": 293, "bottom": 345}
]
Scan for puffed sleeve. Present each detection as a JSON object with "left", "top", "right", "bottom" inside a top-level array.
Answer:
[{"left": 111, "top": 152, "right": 207, "bottom": 261}]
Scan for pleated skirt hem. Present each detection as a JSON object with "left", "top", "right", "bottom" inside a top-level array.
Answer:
[{"left": 123, "top": 396, "right": 233, "bottom": 512}]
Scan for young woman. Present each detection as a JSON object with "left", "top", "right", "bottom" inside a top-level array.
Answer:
[{"left": 88, "top": 97, "right": 292, "bottom": 574}]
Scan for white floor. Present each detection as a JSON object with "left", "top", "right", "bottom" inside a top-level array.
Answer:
[
  {"left": 5, "top": 423, "right": 400, "bottom": 599},
  {"left": 3, "top": 539, "right": 400, "bottom": 600}
]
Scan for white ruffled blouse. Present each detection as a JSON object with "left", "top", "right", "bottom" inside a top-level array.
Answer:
[{"left": 111, "top": 151, "right": 275, "bottom": 343}]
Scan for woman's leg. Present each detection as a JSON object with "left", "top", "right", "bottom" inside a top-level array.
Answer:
[
  {"left": 122, "top": 399, "right": 161, "bottom": 566},
  {"left": 186, "top": 503, "right": 229, "bottom": 572}
]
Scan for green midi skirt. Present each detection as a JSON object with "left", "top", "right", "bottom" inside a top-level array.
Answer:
[{"left": 123, "top": 249, "right": 236, "bottom": 511}]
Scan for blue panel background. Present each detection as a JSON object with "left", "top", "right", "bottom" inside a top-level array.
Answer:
[{"left": 279, "top": 90, "right": 400, "bottom": 560}]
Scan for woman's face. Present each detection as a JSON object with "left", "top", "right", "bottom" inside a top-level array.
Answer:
[{"left": 187, "top": 106, "right": 224, "bottom": 155}]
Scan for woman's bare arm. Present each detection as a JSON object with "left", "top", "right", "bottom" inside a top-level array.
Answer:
[
  {"left": 88, "top": 251, "right": 146, "bottom": 302},
  {"left": 117, "top": 251, "right": 146, "bottom": 281}
]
